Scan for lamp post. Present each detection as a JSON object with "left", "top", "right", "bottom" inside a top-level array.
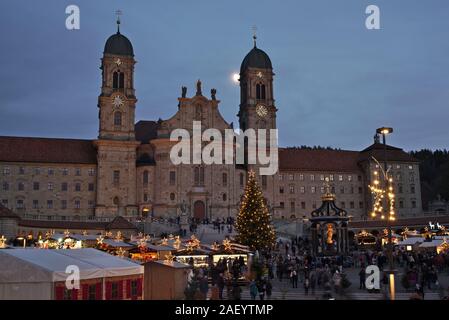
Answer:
[{"left": 375, "top": 126, "right": 396, "bottom": 300}]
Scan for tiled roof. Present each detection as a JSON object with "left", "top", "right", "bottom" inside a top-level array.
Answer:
[
  {"left": 278, "top": 143, "right": 417, "bottom": 172},
  {"left": 279, "top": 148, "right": 360, "bottom": 172},
  {"left": 0, "top": 136, "right": 97, "bottom": 164},
  {"left": 359, "top": 143, "right": 417, "bottom": 163},
  {"left": 0, "top": 205, "right": 20, "bottom": 220}
]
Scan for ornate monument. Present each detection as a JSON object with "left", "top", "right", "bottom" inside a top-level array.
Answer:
[{"left": 310, "top": 178, "right": 350, "bottom": 256}]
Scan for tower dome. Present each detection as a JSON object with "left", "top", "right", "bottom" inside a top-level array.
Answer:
[
  {"left": 104, "top": 32, "right": 134, "bottom": 56},
  {"left": 104, "top": 15, "right": 134, "bottom": 57},
  {"left": 240, "top": 45, "right": 272, "bottom": 73}
]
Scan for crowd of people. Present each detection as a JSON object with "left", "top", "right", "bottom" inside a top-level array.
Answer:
[{"left": 184, "top": 233, "right": 449, "bottom": 300}]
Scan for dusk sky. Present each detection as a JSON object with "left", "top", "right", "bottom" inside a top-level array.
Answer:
[{"left": 1, "top": 0, "right": 448, "bottom": 152}]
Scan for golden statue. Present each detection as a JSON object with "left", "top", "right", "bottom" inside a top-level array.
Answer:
[{"left": 326, "top": 224, "right": 333, "bottom": 245}]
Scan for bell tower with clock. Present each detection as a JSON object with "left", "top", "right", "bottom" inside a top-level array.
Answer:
[
  {"left": 94, "top": 16, "right": 139, "bottom": 218},
  {"left": 98, "top": 18, "right": 136, "bottom": 141},
  {"left": 238, "top": 34, "right": 277, "bottom": 136}
]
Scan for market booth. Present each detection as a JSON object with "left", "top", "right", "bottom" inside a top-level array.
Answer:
[
  {"left": 396, "top": 237, "right": 424, "bottom": 252},
  {"left": 128, "top": 243, "right": 176, "bottom": 263},
  {"left": 355, "top": 230, "right": 378, "bottom": 249},
  {"left": 208, "top": 240, "right": 251, "bottom": 265},
  {"left": 143, "top": 260, "right": 191, "bottom": 300},
  {"left": 0, "top": 248, "right": 143, "bottom": 300},
  {"left": 172, "top": 235, "right": 212, "bottom": 268},
  {"left": 418, "top": 237, "right": 449, "bottom": 254}
]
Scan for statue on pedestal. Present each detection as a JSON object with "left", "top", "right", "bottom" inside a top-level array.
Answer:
[
  {"left": 181, "top": 86, "right": 187, "bottom": 98},
  {"left": 196, "top": 79, "right": 202, "bottom": 96}
]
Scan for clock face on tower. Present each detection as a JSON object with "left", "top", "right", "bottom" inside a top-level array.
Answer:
[
  {"left": 113, "top": 95, "right": 124, "bottom": 108},
  {"left": 256, "top": 104, "right": 268, "bottom": 118}
]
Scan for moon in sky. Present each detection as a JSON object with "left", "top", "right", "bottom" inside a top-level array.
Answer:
[{"left": 232, "top": 73, "right": 240, "bottom": 83}]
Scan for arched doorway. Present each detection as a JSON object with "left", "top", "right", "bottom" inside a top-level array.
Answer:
[{"left": 193, "top": 200, "right": 205, "bottom": 220}]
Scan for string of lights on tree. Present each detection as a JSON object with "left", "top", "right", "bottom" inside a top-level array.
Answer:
[
  {"left": 235, "top": 170, "right": 276, "bottom": 250},
  {"left": 368, "top": 158, "right": 396, "bottom": 221}
]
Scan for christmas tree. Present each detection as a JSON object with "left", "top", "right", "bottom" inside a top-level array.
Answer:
[{"left": 235, "top": 170, "right": 276, "bottom": 250}]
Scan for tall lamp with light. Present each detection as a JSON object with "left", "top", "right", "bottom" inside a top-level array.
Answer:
[{"left": 369, "top": 126, "right": 396, "bottom": 300}]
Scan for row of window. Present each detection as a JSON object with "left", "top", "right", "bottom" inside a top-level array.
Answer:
[
  {"left": 279, "top": 185, "right": 364, "bottom": 195},
  {"left": 279, "top": 199, "right": 418, "bottom": 212},
  {"left": 166, "top": 192, "right": 228, "bottom": 202},
  {"left": 2, "top": 199, "right": 95, "bottom": 210},
  {"left": 375, "top": 164, "right": 414, "bottom": 170},
  {"left": 2, "top": 167, "right": 95, "bottom": 177},
  {"left": 278, "top": 173, "right": 362, "bottom": 182},
  {"left": 2, "top": 181, "right": 95, "bottom": 192},
  {"left": 169, "top": 169, "right": 233, "bottom": 188},
  {"left": 397, "top": 184, "right": 416, "bottom": 194}
]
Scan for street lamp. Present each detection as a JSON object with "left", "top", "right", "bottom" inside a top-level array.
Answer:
[{"left": 373, "top": 126, "right": 396, "bottom": 300}]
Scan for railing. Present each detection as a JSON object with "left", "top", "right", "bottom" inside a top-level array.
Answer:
[{"left": 20, "top": 214, "right": 182, "bottom": 225}]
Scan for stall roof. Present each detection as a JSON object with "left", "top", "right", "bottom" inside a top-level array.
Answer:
[
  {"left": 70, "top": 234, "right": 99, "bottom": 241},
  {"left": 0, "top": 248, "right": 142, "bottom": 283},
  {"left": 149, "top": 260, "right": 191, "bottom": 269},
  {"left": 397, "top": 237, "right": 425, "bottom": 246},
  {"left": 103, "top": 239, "right": 135, "bottom": 248},
  {"left": 419, "top": 240, "right": 445, "bottom": 248},
  {"left": 57, "top": 248, "right": 143, "bottom": 275},
  {"left": 147, "top": 244, "right": 176, "bottom": 251}
]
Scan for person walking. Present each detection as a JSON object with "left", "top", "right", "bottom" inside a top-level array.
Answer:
[
  {"left": 257, "top": 279, "right": 266, "bottom": 300},
  {"left": 266, "top": 280, "right": 273, "bottom": 300},
  {"left": 217, "top": 273, "right": 225, "bottom": 300},
  {"left": 359, "top": 265, "right": 366, "bottom": 290},
  {"left": 249, "top": 280, "right": 258, "bottom": 300},
  {"left": 304, "top": 276, "right": 310, "bottom": 295},
  {"left": 290, "top": 269, "right": 298, "bottom": 288},
  {"left": 199, "top": 275, "right": 209, "bottom": 300},
  {"left": 309, "top": 270, "right": 317, "bottom": 295},
  {"left": 232, "top": 280, "right": 242, "bottom": 300}
]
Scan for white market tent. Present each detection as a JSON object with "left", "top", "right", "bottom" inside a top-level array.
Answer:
[
  {"left": 419, "top": 239, "right": 446, "bottom": 248},
  {"left": 396, "top": 237, "right": 425, "bottom": 246},
  {"left": 0, "top": 248, "right": 143, "bottom": 300}
]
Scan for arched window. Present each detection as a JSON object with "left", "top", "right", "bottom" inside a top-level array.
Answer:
[
  {"left": 143, "top": 170, "right": 149, "bottom": 185},
  {"left": 222, "top": 193, "right": 227, "bottom": 202},
  {"left": 113, "top": 196, "right": 120, "bottom": 206},
  {"left": 113, "top": 71, "right": 125, "bottom": 89},
  {"left": 256, "top": 83, "right": 266, "bottom": 100},
  {"left": 114, "top": 111, "right": 122, "bottom": 126}
]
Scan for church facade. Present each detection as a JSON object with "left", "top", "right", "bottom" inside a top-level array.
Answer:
[{"left": 0, "top": 26, "right": 423, "bottom": 223}]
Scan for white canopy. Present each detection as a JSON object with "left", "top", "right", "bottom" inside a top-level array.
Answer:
[{"left": 0, "top": 248, "right": 143, "bottom": 283}]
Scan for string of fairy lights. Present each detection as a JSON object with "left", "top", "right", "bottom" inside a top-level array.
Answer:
[{"left": 368, "top": 160, "right": 396, "bottom": 221}]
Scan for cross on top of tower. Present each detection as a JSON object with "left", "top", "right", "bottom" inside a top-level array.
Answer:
[
  {"left": 252, "top": 25, "right": 257, "bottom": 48},
  {"left": 116, "top": 10, "right": 122, "bottom": 33}
]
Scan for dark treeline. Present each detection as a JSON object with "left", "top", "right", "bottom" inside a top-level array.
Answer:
[{"left": 410, "top": 149, "right": 449, "bottom": 209}]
